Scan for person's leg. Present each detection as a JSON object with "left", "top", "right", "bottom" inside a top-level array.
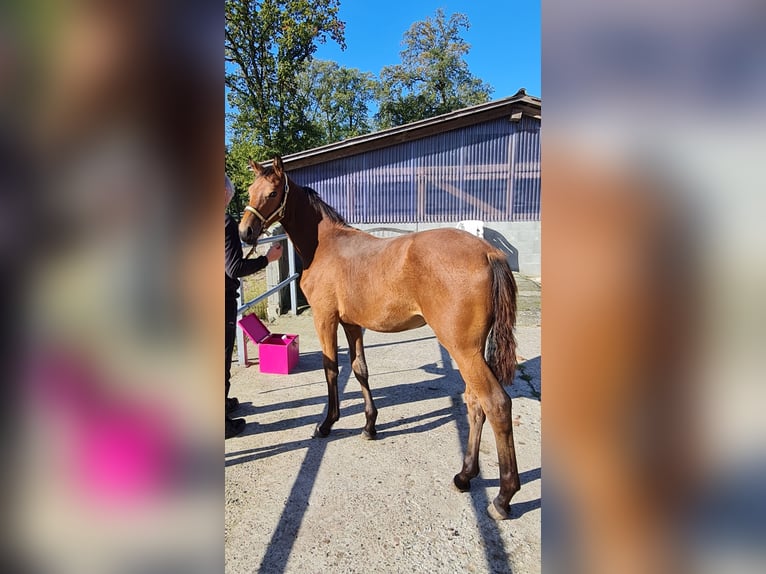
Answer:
[
  {"left": 225, "top": 416, "right": 246, "bottom": 439},
  {"left": 225, "top": 296, "right": 237, "bottom": 400},
  {"left": 225, "top": 298, "right": 245, "bottom": 437}
]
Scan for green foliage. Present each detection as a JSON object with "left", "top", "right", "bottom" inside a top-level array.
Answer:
[
  {"left": 376, "top": 9, "right": 493, "bottom": 129},
  {"left": 298, "top": 59, "right": 377, "bottom": 142},
  {"left": 225, "top": 0, "right": 345, "bottom": 156},
  {"left": 224, "top": 3, "right": 495, "bottom": 188},
  {"left": 225, "top": 140, "right": 263, "bottom": 216}
]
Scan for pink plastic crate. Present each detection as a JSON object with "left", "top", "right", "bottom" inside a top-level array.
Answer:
[{"left": 238, "top": 314, "right": 300, "bottom": 374}]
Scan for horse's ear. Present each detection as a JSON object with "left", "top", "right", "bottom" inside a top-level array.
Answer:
[
  {"left": 273, "top": 155, "right": 284, "bottom": 178},
  {"left": 249, "top": 159, "right": 265, "bottom": 176}
]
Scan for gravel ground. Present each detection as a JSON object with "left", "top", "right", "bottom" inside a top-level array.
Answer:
[{"left": 225, "top": 275, "right": 541, "bottom": 574}]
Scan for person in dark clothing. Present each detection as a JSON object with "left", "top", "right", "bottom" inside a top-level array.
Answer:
[{"left": 225, "top": 176, "right": 281, "bottom": 439}]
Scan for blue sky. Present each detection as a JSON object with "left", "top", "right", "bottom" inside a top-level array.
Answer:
[
  {"left": 225, "top": 1, "right": 540, "bottom": 140},
  {"left": 314, "top": 1, "right": 541, "bottom": 99}
]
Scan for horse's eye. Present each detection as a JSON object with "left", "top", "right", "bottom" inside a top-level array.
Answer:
[{"left": 268, "top": 191, "right": 278, "bottom": 198}]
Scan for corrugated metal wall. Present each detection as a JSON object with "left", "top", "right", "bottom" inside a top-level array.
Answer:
[{"left": 290, "top": 115, "right": 540, "bottom": 224}]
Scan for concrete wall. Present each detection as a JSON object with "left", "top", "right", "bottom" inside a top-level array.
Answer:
[{"left": 487, "top": 221, "right": 541, "bottom": 277}]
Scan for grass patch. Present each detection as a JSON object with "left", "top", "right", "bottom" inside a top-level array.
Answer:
[
  {"left": 240, "top": 270, "right": 268, "bottom": 320},
  {"left": 233, "top": 271, "right": 269, "bottom": 362}
]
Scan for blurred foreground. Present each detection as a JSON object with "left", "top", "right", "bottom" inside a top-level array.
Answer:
[
  {"left": 543, "top": 1, "right": 766, "bottom": 573},
  {"left": 2, "top": 2, "right": 221, "bottom": 572}
]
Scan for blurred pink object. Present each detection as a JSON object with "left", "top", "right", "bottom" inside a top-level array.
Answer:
[{"left": 28, "top": 350, "right": 178, "bottom": 507}]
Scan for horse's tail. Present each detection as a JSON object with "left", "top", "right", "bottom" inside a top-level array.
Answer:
[{"left": 487, "top": 251, "right": 518, "bottom": 386}]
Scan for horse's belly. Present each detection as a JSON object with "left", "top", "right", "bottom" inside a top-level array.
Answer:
[
  {"left": 341, "top": 309, "right": 427, "bottom": 333},
  {"left": 304, "top": 265, "right": 428, "bottom": 332},
  {"left": 374, "top": 315, "right": 427, "bottom": 333}
]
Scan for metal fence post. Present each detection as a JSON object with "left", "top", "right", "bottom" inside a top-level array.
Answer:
[
  {"left": 287, "top": 239, "right": 297, "bottom": 315},
  {"left": 236, "top": 288, "right": 247, "bottom": 366}
]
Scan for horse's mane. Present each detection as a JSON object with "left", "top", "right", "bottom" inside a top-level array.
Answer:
[
  {"left": 258, "top": 165, "right": 347, "bottom": 225},
  {"left": 302, "top": 185, "right": 348, "bottom": 226}
]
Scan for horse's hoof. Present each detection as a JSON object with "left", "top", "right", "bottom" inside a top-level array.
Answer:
[
  {"left": 453, "top": 474, "right": 471, "bottom": 492},
  {"left": 313, "top": 425, "right": 330, "bottom": 438},
  {"left": 487, "top": 499, "right": 511, "bottom": 520},
  {"left": 360, "top": 429, "right": 377, "bottom": 440}
]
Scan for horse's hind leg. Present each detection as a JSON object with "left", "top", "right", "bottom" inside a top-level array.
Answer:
[
  {"left": 456, "top": 355, "right": 520, "bottom": 520},
  {"left": 453, "top": 387, "right": 486, "bottom": 491},
  {"left": 342, "top": 323, "right": 378, "bottom": 439}
]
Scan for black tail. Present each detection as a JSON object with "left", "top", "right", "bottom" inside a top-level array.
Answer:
[{"left": 487, "top": 252, "right": 518, "bottom": 386}]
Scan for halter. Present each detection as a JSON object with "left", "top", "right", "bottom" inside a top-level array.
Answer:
[{"left": 244, "top": 178, "right": 290, "bottom": 230}]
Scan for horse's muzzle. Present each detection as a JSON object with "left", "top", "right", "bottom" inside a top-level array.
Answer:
[{"left": 238, "top": 221, "right": 262, "bottom": 245}]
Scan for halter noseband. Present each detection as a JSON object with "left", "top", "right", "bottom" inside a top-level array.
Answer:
[{"left": 244, "top": 178, "right": 290, "bottom": 230}]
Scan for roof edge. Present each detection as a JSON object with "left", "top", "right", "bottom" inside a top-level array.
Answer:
[{"left": 279, "top": 89, "right": 540, "bottom": 170}]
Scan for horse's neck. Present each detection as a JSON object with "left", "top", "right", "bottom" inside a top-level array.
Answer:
[{"left": 281, "top": 183, "right": 331, "bottom": 268}]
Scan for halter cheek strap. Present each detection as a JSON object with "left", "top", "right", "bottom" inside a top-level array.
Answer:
[{"left": 244, "top": 178, "right": 290, "bottom": 229}]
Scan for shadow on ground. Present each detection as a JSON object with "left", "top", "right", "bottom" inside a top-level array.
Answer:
[{"left": 227, "top": 331, "right": 540, "bottom": 573}]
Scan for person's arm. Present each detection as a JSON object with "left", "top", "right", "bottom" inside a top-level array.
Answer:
[{"left": 225, "top": 216, "right": 268, "bottom": 279}]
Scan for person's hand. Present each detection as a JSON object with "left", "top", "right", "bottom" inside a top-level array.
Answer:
[{"left": 265, "top": 243, "right": 282, "bottom": 263}]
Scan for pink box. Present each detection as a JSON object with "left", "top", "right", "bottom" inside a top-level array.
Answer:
[{"left": 238, "top": 314, "right": 300, "bottom": 374}]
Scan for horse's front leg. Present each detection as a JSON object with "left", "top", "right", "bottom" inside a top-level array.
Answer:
[{"left": 314, "top": 313, "right": 340, "bottom": 438}]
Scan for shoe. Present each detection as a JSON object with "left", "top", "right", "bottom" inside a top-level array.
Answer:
[
  {"left": 225, "top": 417, "right": 246, "bottom": 439},
  {"left": 226, "top": 397, "right": 240, "bottom": 414}
]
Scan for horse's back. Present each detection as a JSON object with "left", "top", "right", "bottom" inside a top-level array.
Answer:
[
  {"left": 409, "top": 227, "right": 497, "bottom": 259},
  {"left": 357, "top": 227, "right": 496, "bottom": 290},
  {"left": 406, "top": 228, "right": 499, "bottom": 286}
]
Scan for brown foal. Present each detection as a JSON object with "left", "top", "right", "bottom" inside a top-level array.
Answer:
[{"left": 239, "top": 156, "right": 520, "bottom": 519}]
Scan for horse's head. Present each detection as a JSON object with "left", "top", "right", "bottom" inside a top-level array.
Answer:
[{"left": 238, "top": 155, "right": 290, "bottom": 244}]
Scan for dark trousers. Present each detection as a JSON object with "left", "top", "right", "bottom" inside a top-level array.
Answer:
[{"left": 225, "top": 296, "right": 237, "bottom": 399}]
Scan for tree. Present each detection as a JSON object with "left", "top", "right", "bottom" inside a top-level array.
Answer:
[
  {"left": 376, "top": 9, "right": 493, "bottom": 128},
  {"left": 225, "top": 0, "right": 345, "bottom": 157},
  {"left": 298, "top": 60, "right": 377, "bottom": 143},
  {"left": 225, "top": 142, "right": 256, "bottom": 216}
]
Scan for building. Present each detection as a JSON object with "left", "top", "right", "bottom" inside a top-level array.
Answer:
[{"left": 281, "top": 88, "right": 541, "bottom": 276}]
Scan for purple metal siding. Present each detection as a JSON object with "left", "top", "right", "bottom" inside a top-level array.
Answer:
[
  {"left": 290, "top": 116, "right": 540, "bottom": 224},
  {"left": 510, "top": 116, "right": 542, "bottom": 221}
]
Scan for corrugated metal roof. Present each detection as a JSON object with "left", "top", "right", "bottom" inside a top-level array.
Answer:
[
  {"left": 280, "top": 89, "right": 541, "bottom": 170},
  {"left": 288, "top": 114, "right": 540, "bottom": 224}
]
